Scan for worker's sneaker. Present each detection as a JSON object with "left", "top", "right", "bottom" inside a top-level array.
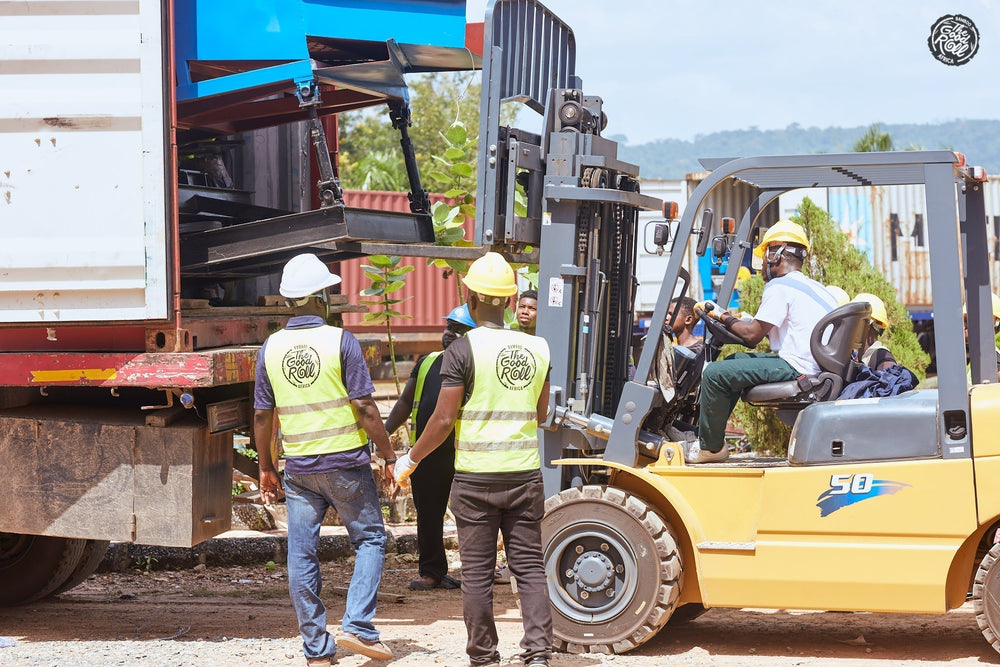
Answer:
[
  {"left": 336, "top": 633, "right": 393, "bottom": 661},
  {"left": 684, "top": 441, "right": 729, "bottom": 463},
  {"left": 494, "top": 564, "right": 511, "bottom": 583},
  {"left": 666, "top": 424, "right": 698, "bottom": 444},
  {"left": 305, "top": 657, "right": 334, "bottom": 667}
]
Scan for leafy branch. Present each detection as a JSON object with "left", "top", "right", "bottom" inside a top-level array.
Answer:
[
  {"left": 428, "top": 121, "right": 477, "bottom": 302},
  {"left": 359, "top": 255, "right": 414, "bottom": 393}
]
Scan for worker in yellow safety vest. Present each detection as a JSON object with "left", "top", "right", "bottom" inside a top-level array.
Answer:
[
  {"left": 384, "top": 304, "right": 476, "bottom": 591},
  {"left": 253, "top": 253, "right": 397, "bottom": 665},
  {"left": 393, "top": 252, "right": 553, "bottom": 667}
]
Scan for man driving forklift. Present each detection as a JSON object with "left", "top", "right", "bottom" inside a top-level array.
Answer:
[{"left": 686, "top": 220, "right": 839, "bottom": 463}]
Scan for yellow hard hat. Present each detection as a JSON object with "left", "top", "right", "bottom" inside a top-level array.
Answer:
[
  {"left": 852, "top": 292, "right": 888, "bottom": 328},
  {"left": 961, "top": 293, "right": 1000, "bottom": 320},
  {"left": 736, "top": 266, "right": 751, "bottom": 283},
  {"left": 753, "top": 220, "right": 810, "bottom": 258},
  {"left": 825, "top": 285, "right": 850, "bottom": 307},
  {"left": 462, "top": 252, "right": 518, "bottom": 297}
]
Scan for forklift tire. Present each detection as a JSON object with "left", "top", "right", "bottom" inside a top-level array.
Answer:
[
  {"left": 51, "top": 539, "right": 110, "bottom": 597},
  {"left": 973, "top": 542, "right": 1000, "bottom": 655},
  {"left": 0, "top": 533, "right": 88, "bottom": 606},
  {"left": 541, "top": 485, "right": 682, "bottom": 654}
]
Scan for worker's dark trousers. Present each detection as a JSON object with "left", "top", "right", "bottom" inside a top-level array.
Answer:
[
  {"left": 409, "top": 442, "right": 455, "bottom": 582},
  {"left": 450, "top": 472, "right": 552, "bottom": 665},
  {"left": 698, "top": 352, "right": 799, "bottom": 451}
]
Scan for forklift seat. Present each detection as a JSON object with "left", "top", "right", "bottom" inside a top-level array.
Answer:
[{"left": 742, "top": 301, "right": 871, "bottom": 409}]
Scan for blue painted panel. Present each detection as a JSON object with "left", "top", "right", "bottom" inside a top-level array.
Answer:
[
  {"left": 828, "top": 190, "right": 874, "bottom": 261},
  {"left": 176, "top": 60, "right": 314, "bottom": 103},
  {"left": 174, "top": 0, "right": 468, "bottom": 103},
  {"left": 175, "top": 0, "right": 308, "bottom": 72},
  {"left": 302, "top": 0, "right": 467, "bottom": 46}
]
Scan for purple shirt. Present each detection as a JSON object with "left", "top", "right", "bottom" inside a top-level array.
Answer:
[{"left": 254, "top": 315, "right": 373, "bottom": 474}]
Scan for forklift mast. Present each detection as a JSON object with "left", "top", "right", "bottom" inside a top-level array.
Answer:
[{"left": 474, "top": 0, "right": 663, "bottom": 494}]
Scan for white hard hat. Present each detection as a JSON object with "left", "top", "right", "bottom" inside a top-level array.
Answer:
[{"left": 279, "top": 253, "right": 341, "bottom": 298}]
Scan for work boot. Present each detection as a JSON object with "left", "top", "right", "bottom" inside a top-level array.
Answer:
[
  {"left": 336, "top": 633, "right": 393, "bottom": 661},
  {"left": 684, "top": 440, "right": 729, "bottom": 463}
]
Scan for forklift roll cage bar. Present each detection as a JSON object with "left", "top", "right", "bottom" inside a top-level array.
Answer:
[{"left": 605, "top": 151, "right": 993, "bottom": 469}]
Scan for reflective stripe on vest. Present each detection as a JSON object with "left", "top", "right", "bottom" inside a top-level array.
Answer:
[
  {"left": 454, "top": 327, "right": 549, "bottom": 473},
  {"left": 263, "top": 325, "right": 365, "bottom": 456},
  {"left": 410, "top": 350, "right": 443, "bottom": 441}
]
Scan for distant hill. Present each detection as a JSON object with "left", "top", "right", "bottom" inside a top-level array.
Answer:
[{"left": 618, "top": 120, "right": 1000, "bottom": 180}]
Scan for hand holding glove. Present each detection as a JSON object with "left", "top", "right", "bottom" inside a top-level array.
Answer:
[{"left": 393, "top": 452, "right": 418, "bottom": 487}]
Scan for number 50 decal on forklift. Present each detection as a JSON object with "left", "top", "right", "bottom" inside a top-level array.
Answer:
[{"left": 816, "top": 474, "right": 911, "bottom": 517}]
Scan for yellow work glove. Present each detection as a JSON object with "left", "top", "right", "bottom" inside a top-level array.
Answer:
[{"left": 393, "top": 451, "right": 418, "bottom": 488}]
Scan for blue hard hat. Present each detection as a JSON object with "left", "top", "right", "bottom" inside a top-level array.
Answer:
[{"left": 445, "top": 304, "right": 476, "bottom": 328}]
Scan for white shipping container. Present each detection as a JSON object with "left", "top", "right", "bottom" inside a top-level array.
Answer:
[
  {"left": 0, "top": 0, "right": 168, "bottom": 323},
  {"left": 634, "top": 179, "right": 687, "bottom": 313}
]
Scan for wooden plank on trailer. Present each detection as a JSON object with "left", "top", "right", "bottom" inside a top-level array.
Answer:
[
  {"left": 0, "top": 407, "right": 136, "bottom": 540},
  {"left": 133, "top": 418, "right": 233, "bottom": 547},
  {"left": 145, "top": 405, "right": 188, "bottom": 427},
  {"left": 256, "top": 294, "right": 349, "bottom": 307}
]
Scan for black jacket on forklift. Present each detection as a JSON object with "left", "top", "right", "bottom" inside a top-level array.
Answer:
[{"left": 838, "top": 364, "right": 918, "bottom": 400}]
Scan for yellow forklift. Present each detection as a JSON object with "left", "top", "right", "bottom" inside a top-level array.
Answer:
[{"left": 539, "top": 152, "right": 1000, "bottom": 655}]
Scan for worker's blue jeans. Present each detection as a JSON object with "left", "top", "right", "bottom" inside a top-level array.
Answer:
[
  {"left": 698, "top": 352, "right": 799, "bottom": 451},
  {"left": 284, "top": 465, "right": 387, "bottom": 660}
]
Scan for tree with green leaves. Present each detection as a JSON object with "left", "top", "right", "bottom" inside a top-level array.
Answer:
[
  {"left": 428, "top": 121, "right": 477, "bottom": 302},
  {"left": 359, "top": 255, "right": 415, "bottom": 393},
  {"left": 852, "top": 122, "right": 894, "bottom": 152},
  {"left": 339, "top": 73, "right": 481, "bottom": 191},
  {"left": 338, "top": 72, "right": 520, "bottom": 191},
  {"left": 730, "top": 197, "right": 929, "bottom": 454}
]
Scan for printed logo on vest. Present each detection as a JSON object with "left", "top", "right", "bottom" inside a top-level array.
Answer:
[
  {"left": 282, "top": 345, "right": 321, "bottom": 388},
  {"left": 495, "top": 344, "right": 537, "bottom": 390}
]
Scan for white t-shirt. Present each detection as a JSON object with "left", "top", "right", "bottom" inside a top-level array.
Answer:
[{"left": 754, "top": 271, "right": 838, "bottom": 374}]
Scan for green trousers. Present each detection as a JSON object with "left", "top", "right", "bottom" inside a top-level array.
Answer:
[{"left": 697, "top": 352, "right": 799, "bottom": 451}]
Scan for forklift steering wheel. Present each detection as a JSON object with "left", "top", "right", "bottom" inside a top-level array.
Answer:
[{"left": 699, "top": 310, "right": 746, "bottom": 347}]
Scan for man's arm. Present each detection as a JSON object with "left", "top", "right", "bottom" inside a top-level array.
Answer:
[
  {"left": 536, "top": 380, "right": 550, "bottom": 424},
  {"left": 352, "top": 396, "right": 396, "bottom": 462},
  {"left": 384, "top": 375, "right": 416, "bottom": 436},
  {"left": 409, "top": 384, "right": 464, "bottom": 463},
  {"left": 352, "top": 395, "right": 398, "bottom": 495},
  {"left": 253, "top": 408, "right": 281, "bottom": 504},
  {"left": 725, "top": 317, "right": 770, "bottom": 347}
]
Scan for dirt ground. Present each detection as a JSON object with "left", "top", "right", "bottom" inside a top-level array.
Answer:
[{"left": 1, "top": 551, "right": 998, "bottom": 667}]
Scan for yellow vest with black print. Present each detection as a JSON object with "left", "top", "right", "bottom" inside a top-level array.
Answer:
[
  {"left": 410, "top": 350, "right": 443, "bottom": 441},
  {"left": 263, "top": 325, "right": 366, "bottom": 457},
  {"left": 455, "top": 327, "right": 549, "bottom": 473}
]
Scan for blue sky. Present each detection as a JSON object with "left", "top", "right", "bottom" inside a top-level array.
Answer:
[{"left": 467, "top": 1, "right": 999, "bottom": 144}]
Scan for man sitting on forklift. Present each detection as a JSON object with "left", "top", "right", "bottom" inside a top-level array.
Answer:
[{"left": 686, "top": 220, "right": 839, "bottom": 463}]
